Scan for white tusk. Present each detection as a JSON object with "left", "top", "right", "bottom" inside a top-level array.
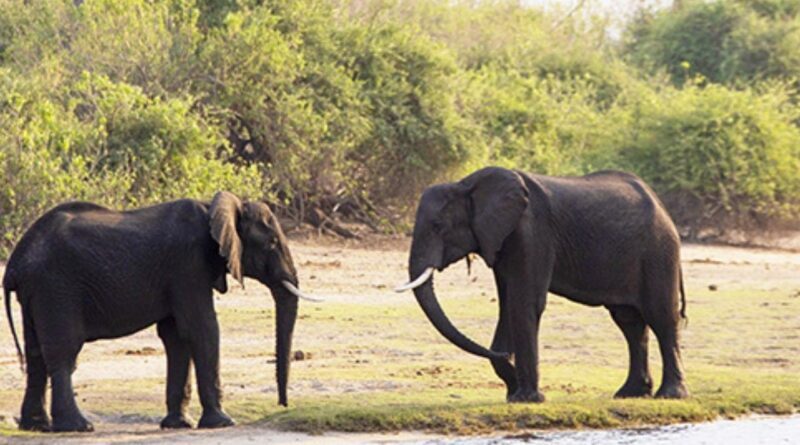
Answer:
[
  {"left": 394, "top": 267, "right": 435, "bottom": 292},
  {"left": 282, "top": 280, "right": 324, "bottom": 302}
]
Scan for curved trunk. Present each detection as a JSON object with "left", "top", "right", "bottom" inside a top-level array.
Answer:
[
  {"left": 274, "top": 293, "right": 298, "bottom": 407},
  {"left": 412, "top": 279, "right": 507, "bottom": 360}
]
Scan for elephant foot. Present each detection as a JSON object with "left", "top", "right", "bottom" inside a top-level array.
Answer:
[
  {"left": 51, "top": 414, "right": 94, "bottom": 433},
  {"left": 198, "top": 409, "right": 235, "bottom": 429},
  {"left": 18, "top": 414, "right": 51, "bottom": 432},
  {"left": 614, "top": 379, "right": 653, "bottom": 398},
  {"left": 655, "top": 382, "right": 689, "bottom": 399},
  {"left": 160, "top": 413, "right": 194, "bottom": 429},
  {"left": 507, "top": 388, "right": 545, "bottom": 403}
]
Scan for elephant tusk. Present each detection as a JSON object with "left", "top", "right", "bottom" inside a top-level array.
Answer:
[
  {"left": 282, "top": 280, "right": 324, "bottom": 302},
  {"left": 395, "top": 267, "right": 435, "bottom": 292}
]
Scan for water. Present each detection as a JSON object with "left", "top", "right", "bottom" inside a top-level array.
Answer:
[{"left": 408, "top": 415, "right": 800, "bottom": 445}]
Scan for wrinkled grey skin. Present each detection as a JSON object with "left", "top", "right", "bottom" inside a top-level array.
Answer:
[
  {"left": 407, "top": 167, "right": 688, "bottom": 402},
  {"left": 3, "top": 192, "right": 300, "bottom": 432}
]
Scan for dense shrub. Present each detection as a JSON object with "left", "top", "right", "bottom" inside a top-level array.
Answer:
[
  {"left": 0, "top": 70, "right": 262, "bottom": 255},
  {"left": 1, "top": 0, "right": 799, "bottom": 256},
  {"left": 344, "top": 23, "right": 480, "bottom": 202},
  {"left": 626, "top": 0, "right": 800, "bottom": 86},
  {"left": 613, "top": 81, "right": 800, "bottom": 231}
]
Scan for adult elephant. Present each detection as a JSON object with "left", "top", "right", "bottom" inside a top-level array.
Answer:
[
  {"left": 397, "top": 167, "right": 688, "bottom": 402},
  {"left": 3, "top": 191, "right": 316, "bottom": 432}
]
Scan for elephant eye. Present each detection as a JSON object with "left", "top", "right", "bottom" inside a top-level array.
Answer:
[{"left": 431, "top": 220, "right": 444, "bottom": 234}]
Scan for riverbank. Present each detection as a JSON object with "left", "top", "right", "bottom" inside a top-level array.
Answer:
[{"left": 1, "top": 236, "right": 798, "bottom": 440}]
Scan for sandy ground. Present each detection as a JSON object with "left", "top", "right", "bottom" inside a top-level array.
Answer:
[{"left": 0, "top": 234, "right": 798, "bottom": 443}]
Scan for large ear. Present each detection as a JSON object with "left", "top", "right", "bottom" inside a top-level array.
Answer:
[
  {"left": 209, "top": 191, "right": 244, "bottom": 287},
  {"left": 466, "top": 168, "right": 529, "bottom": 267}
]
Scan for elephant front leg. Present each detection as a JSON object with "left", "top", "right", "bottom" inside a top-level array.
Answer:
[
  {"left": 490, "top": 275, "right": 517, "bottom": 399},
  {"left": 157, "top": 318, "right": 194, "bottom": 429},
  {"left": 506, "top": 282, "right": 547, "bottom": 403},
  {"left": 187, "top": 312, "right": 234, "bottom": 428}
]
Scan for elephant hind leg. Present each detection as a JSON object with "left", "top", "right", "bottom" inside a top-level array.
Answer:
[
  {"left": 646, "top": 318, "right": 688, "bottom": 399},
  {"left": 608, "top": 305, "right": 652, "bottom": 398},
  {"left": 19, "top": 308, "right": 51, "bottom": 431},
  {"left": 641, "top": 262, "right": 689, "bottom": 399},
  {"left": 42, "top": 344, "right": 93, "bottom": 432},
  {"left": 33, "top": 294, "right": 93, "bottom": 432}
]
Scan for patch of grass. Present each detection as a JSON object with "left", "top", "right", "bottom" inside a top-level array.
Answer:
[
  {"left": 213, "top": 282, "right": 800, "bottom": 434},
  {"left": 222, "top": 365, "right": 800, "bottom": 434}
]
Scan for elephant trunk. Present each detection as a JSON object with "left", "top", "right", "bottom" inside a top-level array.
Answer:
[
  {"left": 410, "top": 266, "right": 507, "bottom": 361},
  {"left": 274, "top": 292, "right": 298, "bottom": 407}
]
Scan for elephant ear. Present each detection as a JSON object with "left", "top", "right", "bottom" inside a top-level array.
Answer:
[
  {"left": 209, "top": 191, "right": 244, "bottom": 287},
  {"left": 466, "top": 168, "right": 529, "bottom": 267}
]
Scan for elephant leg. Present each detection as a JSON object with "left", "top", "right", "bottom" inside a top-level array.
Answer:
[
  {"left": 642, "top": 263, "right": 688, "bottom": 399},
  {"left": 490, "top": 275, "right": 517, "bottom": 398},
  {"left": 191, "top": 316, "right": 234, "bottom": 428},
  {"left": 157, "top": 317, "right": 194, "bottom": 429},
  {"left": 45, "top": 348, "right": 92, "bottom": 432},
  {"left": 608, "top": 305, "right": 652, "bottom": 398},
  {"left": 175, "top": 288, "right": 234, "bottom": 429},
  {"left": 648, "top": 319, "right": 688, "bottom": 399},
  {"left": 34, "top": 298, "right": 92, "bottom": 432},
  {"left": 506, "top": 280, "right": 547, "bottom": 403},
  {"left": 19, "top": 311, "right": 51, "bottom": 431}
]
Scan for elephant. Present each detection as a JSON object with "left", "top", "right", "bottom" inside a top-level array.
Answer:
[
  {"left": 2, "top": 191, "right": 316, "bottom": 432},
  {"left": 397, "top": 167, "right": 688, "bottom": 402}
]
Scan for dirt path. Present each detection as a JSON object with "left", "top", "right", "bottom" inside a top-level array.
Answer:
[{"left": 0, "top": 235, "right": 798, "bottom": 442}]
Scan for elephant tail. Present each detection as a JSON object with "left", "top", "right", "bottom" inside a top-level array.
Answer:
[
  {"left": 679, "top": 268, "right": 688, "bottom": 327},
  {"left": 3, "top": 271, "right": 25, "bottom": 373}
]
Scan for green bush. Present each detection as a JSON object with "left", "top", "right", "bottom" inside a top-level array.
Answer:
[
  {"left": 1, "top": 0, "right": 800, "bottom": 254},
  {"left": 614, "top": 81, "right": 800, "bottom": 229},
  {"left": 343, "top": 22, "right": 480, "bottom": 202},
  {"left": 0, "top": 70, "right": 262, "bottom": 256},
  {"left": 626, "top": 0, "right": 800, "bottom": 86}
]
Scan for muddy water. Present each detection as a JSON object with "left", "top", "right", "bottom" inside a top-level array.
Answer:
[{"left": 411, "top": 415, "right": 800, "bottom": 445}]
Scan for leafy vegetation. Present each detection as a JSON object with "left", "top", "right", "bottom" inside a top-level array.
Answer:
[{"left": 2, "top": 0, "right": 800, "bottom": 256}]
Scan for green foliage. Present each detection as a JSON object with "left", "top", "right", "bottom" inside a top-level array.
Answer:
[
  {"left": 627, "top": 0, "right": 800, "bottom": 85},
  {"left": 1, "top": 0, "right": 800, "bottom": 256},
  {"left": 0, "top": 68, "right": 262, "bottom": 255},
  {"left": 613, "top": 81, "right": 800, "bottom": 227},
  {"left": 626, "top": 2, "right": 739, "bottom": 86},
  {"left": 344, "top": 23, "right": 478, "bottom": 199}
]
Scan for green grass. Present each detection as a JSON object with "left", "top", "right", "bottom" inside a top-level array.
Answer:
[
  {"left": 223, "top": 283, "right": 800, "bottom": 433},
  {"left": 221, "top": 362, "right": 799, "bottom": 434}
]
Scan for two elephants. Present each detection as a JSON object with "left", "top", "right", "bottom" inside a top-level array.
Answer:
[{"left": 2, "top": 167, "right": 688, "bottom": 432}]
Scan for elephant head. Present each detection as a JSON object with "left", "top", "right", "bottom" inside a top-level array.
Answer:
[
  {"left": 209, "top": 191, "right": 316, "bottom": 406},
  {"left": 397, "top": 167, "right": 529, "bottom": 360}
]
